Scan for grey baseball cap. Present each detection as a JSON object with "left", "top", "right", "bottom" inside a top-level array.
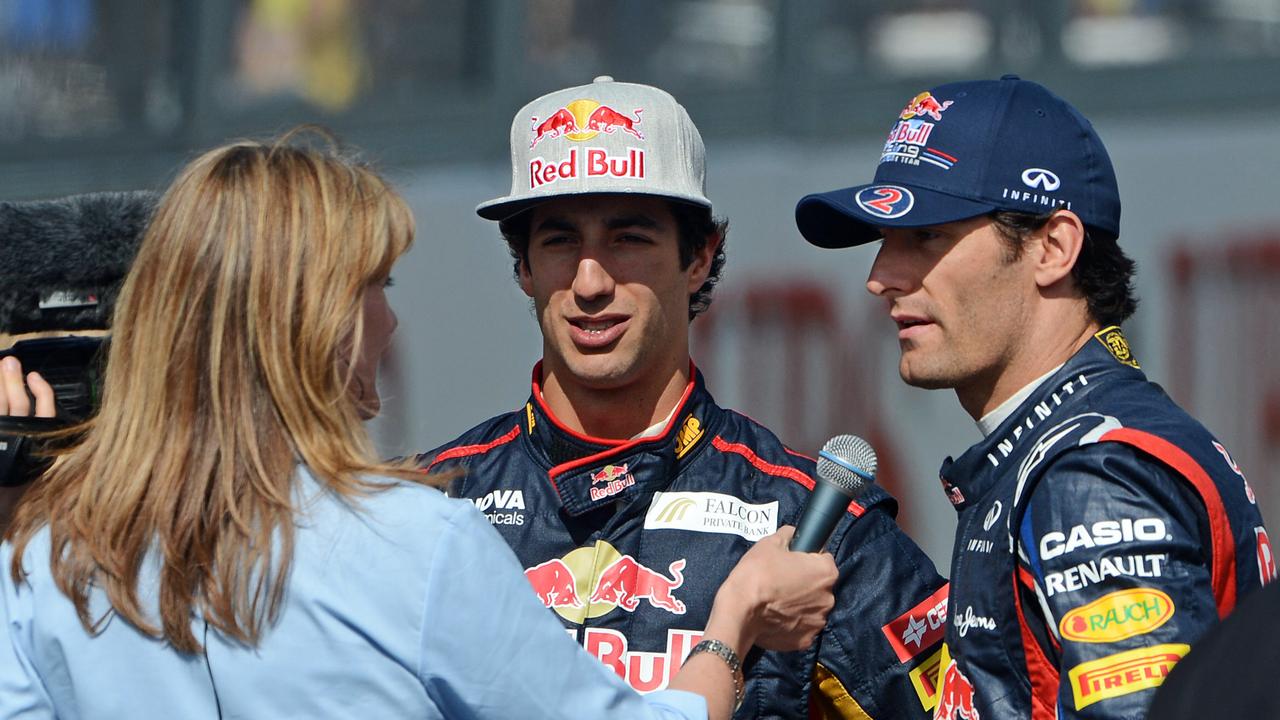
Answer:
[{"left": 476, "top": 76, "right": 711, "bottom": 221}]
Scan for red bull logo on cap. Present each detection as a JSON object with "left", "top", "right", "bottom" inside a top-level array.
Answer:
[
  {"left": 589, "top": 463, "right": 637, "bottom": 501},
  {"left": 528, "top": 98, "right": 648, "bottom": 190},
  {"left": 900, "top": 91, "right": 954, "bottom": 122},
  {"left": 530, "top": 98, "right": 645, "bottom": 148}
]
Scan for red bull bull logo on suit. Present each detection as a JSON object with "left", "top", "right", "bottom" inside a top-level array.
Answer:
[
  {"left": 935, "top": 649, "right": 980, "bottom": 720},
  {"left": 522, "top": 540, "right": 697, "bottom": 693},
  {"left": 523, "top": 540, "right": 689, "bottom": 622}
]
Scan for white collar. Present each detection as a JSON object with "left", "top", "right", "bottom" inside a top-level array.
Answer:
[
  {"left": 631, "top": 405, "right": 678, "bottom": 440},
  {"left": 977, "top": 364, "right": 1065, "bottom": 437}
]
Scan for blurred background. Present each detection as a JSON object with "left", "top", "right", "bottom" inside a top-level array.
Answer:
[{"left": 3, "top": 0, "right": 1278, "bottom": 568}]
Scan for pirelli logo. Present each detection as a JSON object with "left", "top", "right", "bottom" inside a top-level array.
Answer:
[
  {"left": 525, "top": 403, "right": 536, "bottom": 432},
  {"left": 1068, "top": 643, "right": 1188, "bottom": 709},
  {"left": 908, "top": 646, "right": 945, "bottom": 711}
]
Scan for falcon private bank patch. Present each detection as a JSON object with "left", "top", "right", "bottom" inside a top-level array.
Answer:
[{"left": 1095, "top": 326, "right": 1139, "bottom": 368}]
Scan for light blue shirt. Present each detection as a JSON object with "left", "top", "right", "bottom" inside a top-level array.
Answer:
[{"left": 0, "top": 469, "right": 706, "bottom": 719}]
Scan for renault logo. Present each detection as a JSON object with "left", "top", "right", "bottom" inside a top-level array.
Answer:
[{"left": 1021, "top": 168, "right": 1061, "bottom": 191}]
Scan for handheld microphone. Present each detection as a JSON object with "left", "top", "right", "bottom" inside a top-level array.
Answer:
[{"left": 789, "top": 434, "right": 877, "bottom": 552}]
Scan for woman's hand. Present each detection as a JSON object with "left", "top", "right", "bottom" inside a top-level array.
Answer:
[
  {"left": 700, "top": 525, "right": 838, "bottom": 657},
  {"left": 1, "top": 356, "right": 55, "bottom": 418},
  {"left": 716, "top": 525, "right": 838, "bottom": 651}
]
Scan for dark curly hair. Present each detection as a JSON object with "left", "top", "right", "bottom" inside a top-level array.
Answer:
[
  {"left": 991, "top": 210, "right": 1137, "bottom": 327},
  {"left": 497, "top": 198, "right": 728, "bottom": 320}
]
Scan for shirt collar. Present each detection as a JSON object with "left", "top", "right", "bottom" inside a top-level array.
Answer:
[{"left": 976, "top": 364, "right": 1064, "bottom": 438}]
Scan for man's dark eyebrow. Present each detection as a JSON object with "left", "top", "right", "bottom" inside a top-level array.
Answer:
[
  {"left": 605, "top": 214, "right": 660, "bottom": 231},
  {"left": 532, "top": 213, "right": 663, "bottom": 234},
  {"left": 531, "top": 216, "right": 576, "bottom": 234}
]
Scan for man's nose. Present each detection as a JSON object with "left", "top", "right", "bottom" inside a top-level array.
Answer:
[
  {"left": 572, "top": 257, "right": 615, "bottom": 302},
  {"left": 866, "top": 240, "right": 912, "bottom": 298}
]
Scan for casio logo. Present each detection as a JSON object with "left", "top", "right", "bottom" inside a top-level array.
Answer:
[{"left": 1040, "top": 518, "right": 1168, "bottom": 560}]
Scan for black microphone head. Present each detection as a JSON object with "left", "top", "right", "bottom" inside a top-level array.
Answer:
[
  {"left": 816, "top": 434, "right": 877, "bottom": 497},
  {"left": 1, "top": 191, "right": 158, "bottom": 334}
]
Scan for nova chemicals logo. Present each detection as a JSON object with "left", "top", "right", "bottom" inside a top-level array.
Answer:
[
  {"left": 856, "top": 185, "right": 914, "bottom": 219},
  {"left": 1020, "top": 168, "right": 1061, "bottom": 191}
]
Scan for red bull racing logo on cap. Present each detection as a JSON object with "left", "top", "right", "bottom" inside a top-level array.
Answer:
[
  {"left": 900, "top": 91, "right": 954, "bottom": 122},
  {"left": 590, "top": 463, "right": 637, "bottom": 501},
  {"left": 530, "top": 98, "right": 644, "bottom": 148},
  {"left": 882, "top": 91, "right": 959, "bottom": 169},
  {"left": 856, "top": 185, "right": 914, "bottom": 219}
]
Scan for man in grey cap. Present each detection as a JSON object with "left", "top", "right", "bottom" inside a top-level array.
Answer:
[{"left": 417, "top": 76, "right": 946, "bottom": 718}]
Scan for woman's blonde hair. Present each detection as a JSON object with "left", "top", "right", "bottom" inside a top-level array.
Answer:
[{"left": 6, "top": 130, "right": 416, "bottom": 652}]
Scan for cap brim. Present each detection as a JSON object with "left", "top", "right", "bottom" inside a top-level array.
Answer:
[
  {"left": 477, "top": 189, "right": 712, "bottom": 222},
  {"left": 795, "top": 184, "right": 998, "bottom": 249}
]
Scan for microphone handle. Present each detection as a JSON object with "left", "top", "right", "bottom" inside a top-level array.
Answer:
[{"left": 789, "top": 480, "right": 854, "bottom": 552}]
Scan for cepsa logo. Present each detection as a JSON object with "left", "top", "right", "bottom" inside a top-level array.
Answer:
[
  {"left": 523, "top": 540, "right": 689, "bottom": 623},
  {"left": 1058, "top": 589, "right": 1174, "bottom": 643},
  {"left": 882, "top": 584, "right": 949, "bottom": 662},
  {"left": 1068, "top": 643, "right": 1188, "bottom": 709}
]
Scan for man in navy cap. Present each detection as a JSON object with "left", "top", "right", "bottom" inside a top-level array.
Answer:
[{"left": 795, "top": 76, "right": 1273, "bottom": 719}]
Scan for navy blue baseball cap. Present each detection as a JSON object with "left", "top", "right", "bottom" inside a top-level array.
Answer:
[{"left": 795, "top": 75, "right": 1120, "bottom": 248}]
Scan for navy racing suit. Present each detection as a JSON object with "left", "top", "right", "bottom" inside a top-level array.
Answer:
[
  {"left": 932, "top": 328, "right": 1273, "bottom": 720},
  {"left": 417, "top": 364, "right": 949, "bottom": 719}
]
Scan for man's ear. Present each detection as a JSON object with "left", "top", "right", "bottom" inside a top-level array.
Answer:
[
  {"left": 1034, "top": 210, "right": 1085, "bottom": 289},
  {"left": 686, "top": 231, "right": 721, "bottom": 293},
  {"left": 518, "top": 256, "right": 534, "bottom": 298}
]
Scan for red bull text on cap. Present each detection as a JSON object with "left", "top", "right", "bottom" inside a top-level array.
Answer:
[{"left": 477, "top": 76, "right": 711, "bottom": 221}]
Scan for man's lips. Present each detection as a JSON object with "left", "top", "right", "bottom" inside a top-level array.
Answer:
[
  {"left": 568, "top": 315, "right": 630, "bottom": 349},
  {"left": 891, "top": 312, "right": 934, "bottom": 340}
]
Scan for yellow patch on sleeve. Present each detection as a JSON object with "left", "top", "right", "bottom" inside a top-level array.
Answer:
[
  {"left": 812, "top": 663, "right": 874, "bottom": 720},
  {"left": 1067, "top": 643, "right": 1188, "bottom": 709}
]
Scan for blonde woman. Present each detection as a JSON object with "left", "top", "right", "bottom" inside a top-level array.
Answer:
[{"left": 0, "top": 135, "right": 835, "bottom": 720}]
